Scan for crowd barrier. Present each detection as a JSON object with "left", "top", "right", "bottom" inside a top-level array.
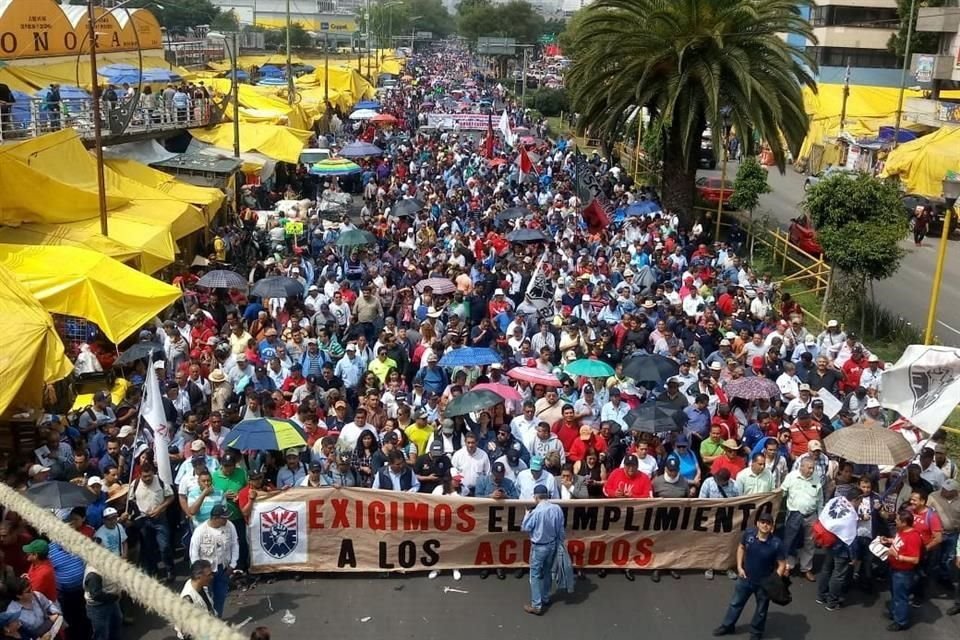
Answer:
[{"left": 247, "top": 487, "right": 782, "bottom": 573}]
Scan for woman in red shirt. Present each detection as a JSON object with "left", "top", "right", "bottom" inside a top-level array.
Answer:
[{"left": 881, "top": 509, "right": 922, "bottom": 631}]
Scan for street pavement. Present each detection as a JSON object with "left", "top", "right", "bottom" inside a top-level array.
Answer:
[
  {"left": 698, "top": 164, "right": 960, "bottom": 347},
  {"left": 131, "top": 568, "right": 959, "bottom": 640}
]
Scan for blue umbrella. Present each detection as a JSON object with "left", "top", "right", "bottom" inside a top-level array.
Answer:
[
  {"left": 626, "top": 201, "right": 662, "bottom": 216},
  {"left": 9, "top": 91, "right": 32, "bottom": 127},
  {"left": 338, "top": 140, "right": 384, "bottom": 158},
  {"left": 225, "top": 418, "right": 307, "bottom": 451},
  {"left": 354, "top": 100, "right": 380, "bottom": 110},
  {"left": 438, "top": 347, "right": 502, "bottom": 367},
  {"left": 259, "top": 65, "right": 284, "bottom": 77},
  {"left": 35, "top": 86, "right": 90, "bottom": 101}
]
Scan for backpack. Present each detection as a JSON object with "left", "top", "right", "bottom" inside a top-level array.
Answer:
[{"left": 812, "top": 518, "right": 838, "bottom": 548}]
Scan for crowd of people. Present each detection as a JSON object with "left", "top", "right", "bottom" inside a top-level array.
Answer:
[{"left": 3, "top": 40, "right": 959, "bottom": 640}]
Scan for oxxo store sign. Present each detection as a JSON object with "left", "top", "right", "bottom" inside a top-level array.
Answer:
[{"left": 0, "top": 0, "right": 163, "bottom": 60}]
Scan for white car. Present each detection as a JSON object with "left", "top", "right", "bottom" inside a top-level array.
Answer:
[{"left": 803, "top": 166, "right": 857, "bottom": 191}]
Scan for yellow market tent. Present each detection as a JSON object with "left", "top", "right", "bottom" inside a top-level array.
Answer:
[
  {"left": 190, "top": 122, "right": 311, "bottom": 164},
  {"left": 202, "top": 78, "right": 313, "bottom": 130},
  {"left": 880, "top": 127, "right": 960, "bottom": 198},
  {"left": 5, "top": 55, "right": 190, "bottom": 92},
  {"left": 0, "top": 263, "right": 73, "bottom": 415},
  {"left": 103, "top": 158, "right": 226, "bottom": 215},
  {"left": 0, "top": 244, "right": 181, "bottom": 343}
]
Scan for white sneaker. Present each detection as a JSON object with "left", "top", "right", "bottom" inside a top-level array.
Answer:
[
  {"left": 453, "top": 569, "right": 462, "bottom": 581},
  {"left": 428, "top": 570, "right": 439, "bottom": 579}
]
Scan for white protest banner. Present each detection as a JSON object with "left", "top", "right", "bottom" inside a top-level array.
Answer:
[{"left": 879, "top": 345, "right": 960, "bottom": 433}]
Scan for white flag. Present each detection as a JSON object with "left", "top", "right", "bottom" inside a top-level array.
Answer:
[
  {"left": 498, "top": 109, "right": 515, "bottom": 147},
  {"left": 879, "top": 345, "right": 960, "bottom": 434},
  {"left": 818, "top": 496, "right": 859, "bottom": 545},
  {"left": 140, "top": 358, "right": 173, "bottom": 484}
]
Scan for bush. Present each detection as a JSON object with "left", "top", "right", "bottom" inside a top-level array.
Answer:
[{"left": 525, "top": 88, "right": 568, "bottom": 117}]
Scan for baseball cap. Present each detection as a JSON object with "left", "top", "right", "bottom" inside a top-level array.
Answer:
[
  {"left": 22, "top": 539, "right": 48, "bottom": 555},
  {"left": 103, "top": 507, "right": 119, "bottom": 518},
  {"left": 533, "top": 485, "right": 549, "bottom": 497},
  {"left": 429, "top": 439, "right": 444, "bottom": 454},
  {"left": 492, "top": 462, "right": 506, "bottom": 474},
  {"left": 796, "top": 408, "right": 810, "bottom": 419},
  {"left": 674, "top": 435, "right": 690, "bottom": 447},
  {"left": 86, "top": 476, "right": 103, "bottom": 487},
  {"left": 867, "top": 354, "right": 879, "bottom": 362},
  {"left": 28, "top": 464, "right": 50, "bottom": 478},
  {"left": 798, "top": 383, "right": 811, "bottom": 392},
  {"left": 665, "top": 458, "right": 680, "bottom": 472},
  {"left": 827, "top": 319, "right": 839, "bottom": 328},
  {"left": 623, "top": 454, "right": 639, "bottom": 467},
  {"left": 190, "top": 440, "right": 206, "bottom": 452},
  {"left": 530, "top": 456, "right": 544, "bottom": 471},
  {"left": 757, "top": 511, "right": 775, "bottom": 523},
  {"left": 942, "top": 478, "right": 959, "bottom": 492},
  {"left": 210, "top": 505, "right": 230, "bottom": 519},
  {"left": 808, "top": 440, "right": 823, "bottom": 452},
  {"left": 118, "top": 425, "right": 134, "bottom": 438},
  {"left": 284, "top": 448, "right": 300, "bottom": 458},
  {"left": 309, "top": 462, "right": 324, "bottom": 472},
  {"left": 865, "top": 397, "right": 881, "bottom": 408},
  {"left": 383, "top": 431, "right": 399, "bottom": 444}
]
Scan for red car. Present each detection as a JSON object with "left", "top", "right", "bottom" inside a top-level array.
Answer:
[
  {"left": 788, "top": 214, "right": 823, "bottom": 255},
  {"left": 696, "top": 177, "right": 734, "bottom": 207}
]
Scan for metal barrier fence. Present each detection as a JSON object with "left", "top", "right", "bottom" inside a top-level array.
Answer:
[{"left": 0, "top": 96, "right": 218, "bottom": 144}]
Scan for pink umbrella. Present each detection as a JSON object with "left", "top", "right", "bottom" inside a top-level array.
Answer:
[
  {"left": 472, "top": 383, "right": 522, "bottom": 402},
  {"left": 506, "top": 366, "right": 562, "bottom": 387}
]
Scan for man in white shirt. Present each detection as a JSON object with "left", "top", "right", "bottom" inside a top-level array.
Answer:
[
  {"left": 516, "top": 456, "right": 559, "bottom": 500},
  {"left": 188, "top": 505, "right": 239, "bottom": 617},
  {"left": 450, "top": 433, "right": 492, "bottom": 494},
  {"left": 776, "top": 362, "right": 802, "bottom": 403},
  {"left": 337, "top": 407, "right": 375, "bottom": 452},
  {"left": 511, "top": 402, "right": 539, "bottom": 450},
  {"left": 600, "top": 388, "right": 630, "bottom": 431},
  {"left": 859, "top": 354, "right": 884, "bottom": 391}
]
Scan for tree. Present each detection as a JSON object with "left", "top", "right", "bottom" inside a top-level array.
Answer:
[
  {"left": 457, "top": 0, "right": 544, "bottom": 43},
  {"left": 408, "top": 0, "right": 456, "bottom": 39},
  {"left": 567, "top": 0, "right": 816, "bottom": 214},
  {"left": 210, "top": 9, "right": 240, "bottom": 33},
  {"left": 263, "top": 23, "right": 313, "bottom": 49},
  {"left": 729, "top": 157, "right": 771, "bottom": 260},
  {"left": 556, "top": 10, "right": 588, "bottom": 59},
  {"left": 526, "top": 88, "right": 568, "bottom": 116},
  {"left": 889, "top": 0, "right": 944, "bottom": 62},
  {"left": 804, "top": 173, "right": 909, "bottom": 331},
  {"left": 125, "top": 0, "right": 221, "bottom": 35}
]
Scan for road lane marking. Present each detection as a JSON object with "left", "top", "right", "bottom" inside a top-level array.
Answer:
[{"left": 938, "top": 320, "right": 960, "bottom": 336}]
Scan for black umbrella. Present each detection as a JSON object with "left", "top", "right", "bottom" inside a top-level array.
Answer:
[
  {"left": 196, "top": 269, "right": 247, "bottom": 289},
  {"left": 624, "top": 403, "right": 686, "bottom": 433},
  {"left": 507, "top": 228, "right": 551, "bottom": 244},
  {"left": 114, "top": 342, "right": 164, "bottom": 367},
  {"left": 497, "top": 206, "right": 530, "bottom": 222},
  {"left": 250, "top": 276, "right": 304, "bottom": 299},
  {"left": 622, "top": 354, "right": 680, "bottom": 385},
  {"left": 391, "top": 198, "right": 425, "bottom": 218},
  {"left": 25, "top": 481, "right": 95, "bottom": 509}
]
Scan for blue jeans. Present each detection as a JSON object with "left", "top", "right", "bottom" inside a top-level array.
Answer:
[
  {"left": 529, "top": 542, "right": 557, "bottom": 609},
  {"left": 141, "top": 516, "right": 173, "bottom": 571},
  {"left": 721, "top": 578, "right": 770, "bottom": 635},
  {"left": 939, "top": 531, "right": 958, "bottom": 583},
  {"left": 888, "top": 569, "right": 914, "bottom": 628},
  {"left": 212, "top": 566, "right": 230, "bottom": 617},
  {"left": 87, "top": 602, "right": 122, "bottom": 640},
  {"left": 817, "top": 544, "right": 851, "bottom": 606}
]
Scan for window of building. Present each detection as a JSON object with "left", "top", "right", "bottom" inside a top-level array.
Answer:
[
  {"left": 810, "top": 46, "right": 900, "bottom": 69},
  {"left": 811, "top": 6, "right": 899, "bottom": 28}
]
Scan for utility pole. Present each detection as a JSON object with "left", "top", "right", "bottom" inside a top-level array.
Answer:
[
  {"left": 892, "top": 0, "right": 917, "bottom": 148},
  {"left": 87, "top": 0, "right": 109, "bottom": 237},
  {"left": 521, "top": 47, "right": 528, "bottom": 108},
  {"left": 286, "top": 0, "right": 294, "bottom": 105},
  {"left": 839, "top": 63, "right": 850, "bottom": 133}
]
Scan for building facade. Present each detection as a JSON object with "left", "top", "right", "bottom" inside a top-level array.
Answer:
[{"left": 907, "top": 6, "right": 960, "bottom": 128}]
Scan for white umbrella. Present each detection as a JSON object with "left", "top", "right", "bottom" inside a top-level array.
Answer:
[{"left": 349, "top": 109, "right": 378, "bottom": 120}]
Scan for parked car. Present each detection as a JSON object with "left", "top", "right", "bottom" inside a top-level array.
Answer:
[
  {"left": 803, "top": 165, "right": 857, "bottom": 191},
  {"left": 788, "top": 214, "right": 822, "bottom": 255},
  {"left": 696, "top": 176, "right": 734, "bottom": 207}
]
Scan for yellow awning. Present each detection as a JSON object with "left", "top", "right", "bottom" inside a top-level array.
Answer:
[
  {"left": 0, "top": 244, "right": 181, "bottom": 343},
  {"left": 0, "top": 263, "right": 73, "bottom": 415},
  {"left": 104, "top": 158, "right": 226, "bottom": 214},
  {"left": 190, "top": 122, "right": 311, "bottom": 164},
  {"left": 880, "top": 127, "right": 960, "bottom": 198}
]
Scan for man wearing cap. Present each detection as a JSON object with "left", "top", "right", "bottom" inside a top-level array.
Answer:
[
  {"left": 711, "top": 440, "right": 746, "bottom": 478},
  {"left": 603, "top": 455, "right": 652, "bottom": 498},
  {"left": 792, "top": 440, "right": 829, "bottom": 483},
  {"left": 78, "top": 391, "right": 117, "bottom": 436},
  {"left": 189, "top": 504, "right": 239, "bottom": 618},
  {"left": 713, "top": 511, "right": 786, "bottom": 639},
  {"left": 277, "top": 449, "right": 308, "bottom": 489},
  {"left": 521, "top": 484, "right": 566, "bottom": 615},
  {"left": 334, "top": 343, "right": 364, "bottom": 397},
  {"left": 414, "top": 353, "right": 449, "bottom": 396},
  {"left": 599, "top": 388, "right": 629, "bottom": 432},
  {"left": 23, "top": 539, "right": 57, "bottom": 604},
  {"left": 859, "top": 354, "right": 884, "bottom": 391},
  {"left": 517, "top": 456, "right": 559, "bottom": 500},
  {"left": 95, "top": 507, "right": 127, "bottom": 559},
  {"left": 414, "top": 439, "right": 453, "bottom": 494},
  {"left": 787, "top": 408, "right": 821, "bottom": 457},
  {"left": 654, "top": 457, "right": 691, "bottom": 499}
]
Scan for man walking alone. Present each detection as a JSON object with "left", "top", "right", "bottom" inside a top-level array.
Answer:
[{"left": 521, "top": 484, "right": 565, "bottom": 615}]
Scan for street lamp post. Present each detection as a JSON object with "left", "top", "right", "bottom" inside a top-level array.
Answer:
[
  {"left": 924, "top": 176, "right": 959, "bottom": 344},
  {"left": 892, "top": 0, "right": 917, "bottom": 149},
  {"left": 86, "top": 0, "right": 109, "bottom": 237}
]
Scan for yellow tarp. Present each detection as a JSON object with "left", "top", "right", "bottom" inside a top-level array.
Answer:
[
  {"left": 0, "top": 262, "right": 72, "bottom": 415},
  {"left": 6, "top": 55, "right": 190, "bottom": 91},
  {"left": 203, "top": 78, "right": 313, "bottom": 130},
  {"left": 0, "top": 244, "right": 181, "bottom": 343},
  {"left": 72, "top": 378, "right": 130, "bottom": 412},
  {"left": 104, "top": 158, "right": 226, "bottom": 214},
  {"left": 880, "top": 127, "right": 960, "bottom": 198},
  {"left": 191, "top": 122, "right": 311, "bottom": 164}
]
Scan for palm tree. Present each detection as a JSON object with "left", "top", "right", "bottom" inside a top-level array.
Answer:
[{"left": 567, "top": 0, "right": 816, "bottom": 213}]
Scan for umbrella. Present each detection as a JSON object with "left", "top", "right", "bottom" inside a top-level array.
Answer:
[
  {"left": 114, "top": 342, "right": 164, "bottom": 367},
  {"left": 626, "top": 201, "right": 662, "bottom": 217},
  {"left": 622, "top": 354, "right": 680, "bottom": 384},
  {"left": 823, "top": 423, "right": 915, "bottom": 466},
  {"left": 309, "top": 158, "right": 362, "bottom": 177},
  {"left": 507, "top": 228, "right": 551, "bottom": 244},
  {"left": 391, "top": 198, "right": 424, "bottom": 218},
  {"left": 506, "top": 366, "right": 562, "bottom": 387},
  {"left": 488, "top": 157, "right": 509, "bottom": 167},
  {"left": 472, "top": 382, "right": 522, "bottom": 402},
  {"left": 336, "top": 229, "right": 378, "bottom": 247},
  {"left": 250, "top": 276, "right": 304, "bottom": 299},
  {"left": 349, "top": 108, "right": 378, "bottom": 120},
  {"left": 354, "top": 100, "right": 380, "bottom": 110},
  {"left": 444, "top": 389, "right": 504, "bottom": 417},
  {"left": 196, "top": 269, "right": 247, "bottom": 289},
  {"left": 438, "top": 347, "right": 501, "bottom": 367},
  {"left": 624, "top": 403, "right": 686, "bottom": 433},
  {"left": 566, "top": 359, "right": 615, "bottom": 378},
  {"left": 725, "top": 376, "right": 781, "bottom": 400},
  {"left": 226, "top": 418, "right": 307, "bottom": 452},
  {"left": 497, "top": 206, "right": 529, "bottom": 222},
  {"left": 25, "top": 481, "right": 95, "bottom": 509},
  {"left": 338, "top": 141, "right": 384, "bottom": 158},
  {"left": 416, "top": 277, "right": 456, "bottom": 295},
  {"left": 371, "top": 113, "right": 398, "bottom": 125}
]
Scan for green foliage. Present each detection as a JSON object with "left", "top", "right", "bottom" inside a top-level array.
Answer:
[
  {"left": 210, "top": 9, "right": 240, "bottom": 33},
  {"left": 409, "top": 0, "right": 456, "bottom": 38},
  {"left": 889, "top": 0, "right": 944, "bottom": 61},
  {"left": 264, "top": 23, "right": 313, "bottom": 49},
  {"left": 566, "top": 0, "right": 817, "bottom": 211},
  {"left": 641, "top": 115, "right": 664, "bottom": 164},
  {"left": 556, "top": 10, "right": 587, "bottom": 58},
  {"left": 804, "top": 173, "right": 909, "bottom": 281},
  {"left": 457, "top": 0, "right": 545, "bottom": 44},
  {"left": 730, "top": 157, "right": 771, "bottom": 212},
  {"left": 125, "top": 0, "right": 220, "bottom": 34},
  {"left": 526, "top": 88, "right": 568, "bottom": 116}
]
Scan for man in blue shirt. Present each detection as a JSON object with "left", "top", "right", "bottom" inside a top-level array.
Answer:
[
  {"left": 714, "top": 512, "right": 787, "bottom": 640},
  {"left": 521, "top": 484, "right": 566, "bottom": 615}
]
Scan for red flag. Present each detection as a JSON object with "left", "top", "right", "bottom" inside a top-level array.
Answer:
[
  {"left": 484, "top": 113, "right": 495, "bottom": 159},
  {"left": 582, "top": 199, "right": 610, "bottom": 234},
  {"left": 518, "top": 146, "right": 535, "bottom": 175}
]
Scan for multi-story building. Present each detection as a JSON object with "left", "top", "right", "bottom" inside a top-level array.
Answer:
[{"left": 906, "top": 5, "right": 960, "bottom": 128}]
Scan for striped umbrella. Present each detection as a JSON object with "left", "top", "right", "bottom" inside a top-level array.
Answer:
[
  {"left": 196, "top": 269, "right": 247, "bottom": 289},
  {"left": 415, "top": 277, "right": 456, "bottom": 294},
  {"left": 226, "top": 418, "right": 307, "bottom": 452},
  {"left": 824, "top": 423, "right": 915, "bottom": 466},
  {"left": 505, "top": 366, "right": 562, "bottom": 387},
  {"left": 308, "top": 158, "right": 362, "bottom": 177}
]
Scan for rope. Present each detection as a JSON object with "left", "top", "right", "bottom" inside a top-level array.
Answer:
[{"left": 0, "top": 483, "right": 246, "bottom": 640}]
